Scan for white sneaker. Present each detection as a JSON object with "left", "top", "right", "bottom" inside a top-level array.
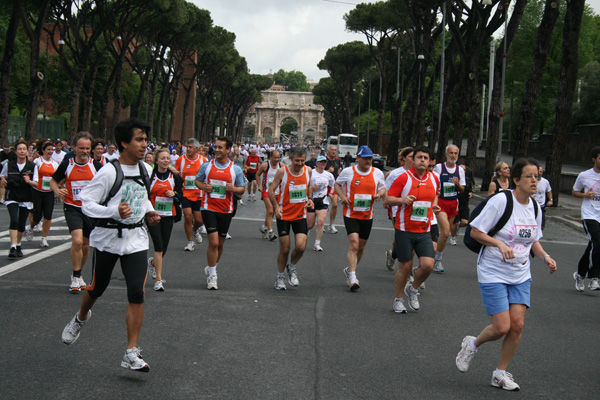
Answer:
[
  {"left": 204, "top": 266, "right": 218, "bottom": 290},
  {"left": 589, "top": 277, "right": 599, "bottom": 290},
  {"left": 121, "top": 347, "right": 149, "bottom": 372},
  {"left": 455, "top": 335, "right": 478, "bottom": 372},
  {"left": 78, "top": 277, "right": 87, "bottom": 291},
  {"left": 61, "top": 310, "right": 91, "bottom": 344},
  {"left": 393, "top": 298, "right": 407, "bottom": 314},
  {"left": 433, "top": 259, "right": 444, "bottom": 273},
  {"left": 147, "top": 257, "right": 156, "bottom": 279},
  {"left": 0, "top": 198, "right": 4, "bottom": 204},
  {"left": 385, "top": 249, "right": 395, "bottom": 271},
  {"left": 449, "top": 237, "right": 457, "bottom": 246},
  {"left": 226, "top": 233, "right": 232, "bottom": 239},
  {"left": 404, "top": 285, "right": 420, "bottom": 311},
  {"left": 274, "top": 275, "right": 286, "bottom": 290},
  {"left": 343, "top": 267, "right": 360, "bottom": 291},
  {"left": 268, "top": 231, "right": 278, "bottom": 241},
  {"left": 34, "top": 223, "right": 42, "bottom": 232},
  {"left": 69, "top": 275, "right": 81, "bottom": 292},
  {"left": 239, "top": 199, "right": 244, "bottom": 205},
  {"left": 286, "top": 264, "right": 299, "bottom": 287},
  {"left": 199, "top": 225, "right": 207, "bottom": 234},
  {"left": 491, "top": 371, "right": 520, "bottom": 391},
  {"left": 313, "top": 244, "right": 323, "bottom": 252},
  {"left": 184, "top": 242, "right": 195, "bottom": 251},
  {"left": 574, "top": 272, "right": 585, "bottom": 292},
  {"left": 260, "top": 227, "right": 268, "bottom": 239},
  {"left": 194, "top": 230, "right": 203, "bottom": 244},
  {"left": 25, "top": 226, "right": 33, "bottom": 241},
  {"left": 154, "top": 280, "right": 165, "bottom": 291},
  {"left": 328, "top": 224, "right": 338, "bottom": 234},
  {"left": 40, "top": 237, "right": 49, "bottom": 247}
]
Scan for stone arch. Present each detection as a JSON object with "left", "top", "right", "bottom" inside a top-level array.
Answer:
[{"left": 262, "top": 127, "right": 273, "bottom": 142}]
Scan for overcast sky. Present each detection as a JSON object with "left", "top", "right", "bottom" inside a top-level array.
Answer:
[{"left": 190, "top": 0, "right": 600, "bottom": 82}]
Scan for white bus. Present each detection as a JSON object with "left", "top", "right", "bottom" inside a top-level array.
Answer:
[
  {"left": 325, "top": 135, "right": 338, "bottom": 149},
  {"left": 337, "top": 133, "right": 359, "bottom": 159}
]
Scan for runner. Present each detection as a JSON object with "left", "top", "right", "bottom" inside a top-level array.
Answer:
[
  {"left": 0, "top": 139, "right": 35, "bottom": 258},
  {"left": 572, "top": 146, "right": 600, "bottom": 291},
  {"left": 532, "top": 166, "right": 552, "bottom": 231},
  {"left": 27, "top": 140, "right": 58, "bottom": 247},
  {"left": 92, "top": 138, "right": 107, "bottom": 165},
  {"left": 255, "top": 150, "right": 282, "bottom": 241},
  {"left": 195, "top": 136, "right": 245, "bottom": 290},
  {"left": 487, "top": 162, "right": 510, "bottom": 196},
  {"left": 50, "top": 132, "right": 103, "bottom": 292},
  {"left": 51, "top": 140, "right": 66, "bottom": 164},
  {"left": 175, "top": 138, "right": 207, "bottom": 251},
  {"left": 269, "top": 146, "right": 313, "bottom": 290},
  {"left": 325, "top": 145, "right": 342, "bottom": 233},
  {"left": 335, "top": 146, "right": 386, "bottom": 290},
  {"left": 61, "top": 117, "right": 160, "bottom": 372},
  {"left": 245, "top": 148, "right": 260, "bottom": 201},
  {"left": 385, "top": 146, "right": 440, "bottom": 312},
  {"left": 449, "top": 164, "right": 474, "bottom": 245},
  {"left": 455, "top": 158, "right": 557, "bottom": 391},
  {"left": 308, "top": 155, "right": 335, "bottom": 251},
  {"left": 147, "top": 148, "right": 183, "bottom": 291},
  {"left": 432, "top": 144, "right": 465, "bottom": 272}
]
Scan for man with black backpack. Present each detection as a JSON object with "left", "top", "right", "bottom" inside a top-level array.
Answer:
[{"left": 60, "top": 118, "right": 160, "bottom": 372}]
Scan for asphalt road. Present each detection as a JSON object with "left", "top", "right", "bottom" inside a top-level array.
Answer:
[{"left": 0, "top": 196, "right": 597, "bottom": 400}]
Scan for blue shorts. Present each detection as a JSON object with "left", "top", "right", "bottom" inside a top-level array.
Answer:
[{"left": 479, "top": 279, "right": 531, "bottom": 316}]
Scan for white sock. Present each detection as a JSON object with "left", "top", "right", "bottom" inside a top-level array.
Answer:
[
  {"left": 349, "top": 271, "right": 356, "bottom": 278},
  {"left": 315, "top": 240, "right": 320, "bottom": 245},
  {"left": 268, "top": 229, "right": 273, "bottom": 233},
  {"left": 494, "top": 369, "right": 505, "bottom": 376},
  {"left": 277, "top": 272, "right": 285, "bottom": 278},
  {"left": 469, "top": 338, "right": 478, "bottom": 350},
  {"left": 208, "top": 266, "right": 217, "bottom": 276},
  {"left": 435, "top": 252, "right": 442, "bottom": 260},
  {"left": 262, "top": 224, "right": 268, "bottom": 231}
]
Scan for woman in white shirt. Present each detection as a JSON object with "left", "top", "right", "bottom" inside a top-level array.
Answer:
[
  {"left": 455, "top": 158, "right": 557, "bottom": 391},
  {"left": 307, "top": 156, "right": 335, "bottom": 251}
]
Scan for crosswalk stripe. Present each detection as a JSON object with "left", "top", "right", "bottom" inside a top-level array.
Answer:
[
  {"left": 0, "top": 216, "right": 65, "bottom": 238},
  {"left": 0, "top": 235, "right": 73, "bottom": 243},
  {"left": 0, "top": 242, "right": 71, "bottom": 277}
]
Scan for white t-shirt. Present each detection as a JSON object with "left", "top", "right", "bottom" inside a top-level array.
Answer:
[
  {"left": 385, "top": 167, "right": 406, "bottom": 217},
  {"left": 170, "top": 154, "right": 179, "bottom": 165},
  {"left": 533, "top": 177, "right": 552, "bottom": 207},
  {"left": 51, "top": 150, "right": 66, "bottom": 164},
  {"left": 471, "top": 192, "right": 542, "bottom": 284},
  {"left": 573, "top": 168, "right": 600, "bottom": 221},
  {"left": 310, "top": 169, "right": 335, "bottom": 205},
  {"left": 80, "top": 162, "right": 154, "bottom": 255},
  {"left": 104, "top": 152, "right": 119, "bottom": 161}
]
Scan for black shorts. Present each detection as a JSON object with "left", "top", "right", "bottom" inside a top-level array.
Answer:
[
  {"left": 541, "top": 207, "right": 546, "bottom": 229},
  {"left": 64, "top": 204, "right": 93, "bottom": 238},
  {"left": 147, "top": 217, "right": 174, "bottom": 255},
  {"left": 308, "top": 197, "right": 329, "bottom": 212},
  {"left": 343, "top": 216, "right": 373, "bottom": 240},
  {"left": 247, "top": 172, "right": 256, "bottom": 182},
  {"left": 430, "top": 224, "right": 440, "bottom": 243},
  {"left": 201, "top": 210, "right": 233, "bottom": 237},
  {"left": 454, "top": 205, "right": 470, "bottom": 222},
  {"left": 394, "top": 230, "right": 434, "bottom": 262},
  {"left": 181, "top": 197, "right": 202, "bottom": 212},
  {"left": 87, "top": 249, "right": 147, "bottom": 304},
  {"left": 277, "top": 218, "right": 308, "bottom": 237},
  {"left": 32, "top": 189, "right": 54, "bottom": 222}
]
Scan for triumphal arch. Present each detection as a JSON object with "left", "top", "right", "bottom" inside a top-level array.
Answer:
[{"left": 253, "top": 91, "right": 325, "bottom": 143}]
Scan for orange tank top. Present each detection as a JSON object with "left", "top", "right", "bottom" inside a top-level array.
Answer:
[
  {"left": 279, "top": 165, "right": 309, "bottom": 221},
  {"left": 342, "top": 166, "right": 377, "bottom": 220}
]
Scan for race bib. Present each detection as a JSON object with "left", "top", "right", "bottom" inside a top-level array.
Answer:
[
  {"left": 353, "top": 194, "right": 372, "bottom": 212},
  {"left": 289, "top": 184, "right": 307, "bottom": 203},
  {"left": 442, "top": 182, "right": 457, "bottom": 197},
  {"left": 42, "top": 176, "right": 52, "bottom": 190},
  {"left": 184, "top": 176, "right": 196, "bottom": 190},
  {"left": 508, "top": 223, "right": 537, "bottom": 264},
  {"left": 410, "top": 201, "right": 431, "bottom": 222},
  {"left": 250, "top": 162, "right": 257, "bottom": 169},
  {"left": 209, "top": 179, "right": 227, "bottom": 199},
  {"left": 71, "top": 180, "right": 90, "bottom": 201},
  {"left": 154, "top": 196, "right": 173, "bottom": 216}
]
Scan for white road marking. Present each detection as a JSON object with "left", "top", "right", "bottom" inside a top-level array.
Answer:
[{"left": 0, "top": 242, "right": 71, "bottom": 277}]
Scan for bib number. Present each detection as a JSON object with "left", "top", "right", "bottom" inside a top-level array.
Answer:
[
  {"left": 353, "top": 194, "right": 372, "bottom": 212},
  {"left": 71, "top": 180, "right": 90, "bottom": 201},
  {"left": 250, "top": 162, "right": 257, "bottom": 169},
  {"left": 184, "top": 176, "right": 196, "bottom": 190},
  {"left": 442, "top": 182, "right": 457, "bottom": 197},
  {"left": 154, "top": 196, "right": 173, "bottom": 216},
  {"left": 410, "top": 201, "right": 431, "bottom": 222},
  {"left": 42, "top": 176, "right": 52, "bottom": 190},
  {"left": 289, "top": 184, "right": 306, "bottom": 203},
  {"left": 209, "top": 179, "right": 227, "bottom": 199}
]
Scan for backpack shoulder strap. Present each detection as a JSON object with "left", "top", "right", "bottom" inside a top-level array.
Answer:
[
  {"left": 488, "top": 190, "right": 513, "bottom": 238},
  {"left": 138, "top": 160, "right": 151, "bottom": 196},
  {"left": 102, "top": 159, "right": 123, "bottom": 206}
]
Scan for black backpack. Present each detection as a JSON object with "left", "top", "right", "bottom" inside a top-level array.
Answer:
[{"left": 463, "top": 190, "right": 539, "bottom": 254}]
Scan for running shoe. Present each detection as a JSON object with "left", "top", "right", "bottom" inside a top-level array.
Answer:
[
  {"left": 15, "top": 245, "right": 23, "bottom": 257},
  {"left": 61, "top": 310, "right": 91, "bottom": 344},
  {"left": 268, "top": 231, "right": 278, "bottom": 241},
  {"left": 147, "top": 257, "right": 156, "bottom": 279},
  {"left": 226, "top": 233, "right": 232, "bottom": 239},
  {"left": 199, "top": 225, "right": 207, "bottom": 234},
  {"left": 78, "top": 277, "right": 87, "bottom": 291},
  {"left": 40, "top": 237, "right": 49, "bottom": 247},
  {"left": 184, "top": 242, "right": 195, "bottom": 251},
  {"left": 194, "top": 230, "right": 203, "bottom": 244},
  {"left": 260, "top": 227, "right": 268, "bottom": 239},
  {"left": 239, "top": 199, "right": 244, "bottom": 205},
  {"left": 573, "top": 272, "right": 585, "bottom": 292},
  {"left": 154, "top": 280, "right": 165, "bottom": 291},
  {"left": 589, "top": 277, "right": 599, "bottom": 290},
  {"left": 455, "top": 335, "right": 477, "bottom": 372},
  {"left": 286, "top": 264, "right": 299, "bottom": 287},
  {"left": 274, "top": 275, "right": 287, "bottom": 290},
  {"left": 449, "top": 237, "right": 457, "bottom": 246},
  {"left": 121, "top": 347, "right": 150, "bottom": 372},
  {"left": 393, "top": 298, "right": 407, "bottom": 314},
  {"left": 404, "top": 285, "right": 420, "bottom": 311},
  {"left": 34, "top": 223, "right": 42, "bottom": 233},
  {"left": 204, "top": 266, "right": 218, "bottom": 290},
  {"left": 491, "top": 371, "right": 520, "bottom": 391},
  {"left": 0, "top": 197, "right": 4, "bottom": 204},
  {"left": 349, "top": 276, "right": 360, "bottom": 291},
  {"left": 433, "top": 259, "right": 444, "bottom": 273},
  {"left": 314, "top": 244, "right": 323, "bottom": 252},
  {"left": 328, "top": 224, "right": 338, "bottom": 234},
  {"left": 69, "top": 275, "right": 80, "bottom": 292},
  {"left": 25, "top": 226, "right": 33, "bottom": 241},
  {"left": 385, "top": 249, "right": 394, "bottom": 271},
  {"left": 8, "top": 247, "right": 16, "bottom": 258}
]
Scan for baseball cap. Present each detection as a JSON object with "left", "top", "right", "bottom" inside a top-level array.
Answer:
[
  {"left": 356, "top": 145, "right": 373, "bottom": 158},
  {"left": 316, "top": 155, "right": 327, "bottom": 162}
]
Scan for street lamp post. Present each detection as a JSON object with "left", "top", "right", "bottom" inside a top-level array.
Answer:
[
  {"left": 498, "top": 2, "right": 509, "bottom": 160},
  {"left": 43, "top": 34, "right": 49, "bottom": 138}
]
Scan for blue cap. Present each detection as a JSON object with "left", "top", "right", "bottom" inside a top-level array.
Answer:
[
  {"left": 316, "top": 155, "right": 327, "bottom": 162},
  {"left": 356, "top": 145, "right": 373, "bottom": 158}
]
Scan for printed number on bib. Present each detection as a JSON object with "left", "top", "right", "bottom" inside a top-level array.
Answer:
[
  {"left": 508, "top": 223, "right": 537, "bottom": 264},
  {"left": 442, "top": 182, "right": 457, "bottom": 197},
  {"left": 71, "top": 180, "right": 90, "bottom": 201},
  {"left": 250, "top": 162, "right": 257, "bottom": 169},
  {"left": 42, "top": 176, "right": 52, "bottom": 190},
  {"left": 209, "top": 179, "right": 227, "bottom": 199},
  {"left": 289, "top": 184, "right": 307, "bottom": 203},
  {"left": 155, "top": 196, "right": 173, "bottom": 216},
  {"left": 410, "top": 201, "right": 431, "bottom": 222},
  {"left": 353, "top": 194, "right": 372, "bottom": 212},
  {"left": 184, "top": 177, "right": 196, "bottom": 190}
]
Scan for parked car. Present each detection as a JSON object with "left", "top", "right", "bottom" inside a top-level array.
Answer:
[{"left": 372, "top": 154, "right": 385, "bottom": 171}]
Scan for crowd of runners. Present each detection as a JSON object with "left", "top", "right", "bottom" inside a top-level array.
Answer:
[{"left": 3, "top": 118, "right": 599, "bottom": 392}]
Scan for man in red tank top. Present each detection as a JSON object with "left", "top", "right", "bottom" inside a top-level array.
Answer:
[{"left": 268, "top": 147, "right": 314, "bottom": 291}]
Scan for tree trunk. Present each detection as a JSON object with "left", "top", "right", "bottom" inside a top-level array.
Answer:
[
  {"left": 68, "top": 67, "right": 87, "bottom": 142},
  {"left": 546, "top": 0, "right": 585, "bottom": 206},
  {"left": 0, "top": 3, "right": 20, "bottom": 146},
  {"left": 81, "top": 62, "right": 98, "bottom": 133},
  {"left": 512, "top": 0, "right": 560, "bottom": 163}
]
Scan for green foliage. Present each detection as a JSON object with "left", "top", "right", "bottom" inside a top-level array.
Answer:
[
  {"left": 280, "top": 118, "right": 298, "bottom": 134},
  {"left": 272, "top": 69, "right": 310, "bottom": 92}
]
